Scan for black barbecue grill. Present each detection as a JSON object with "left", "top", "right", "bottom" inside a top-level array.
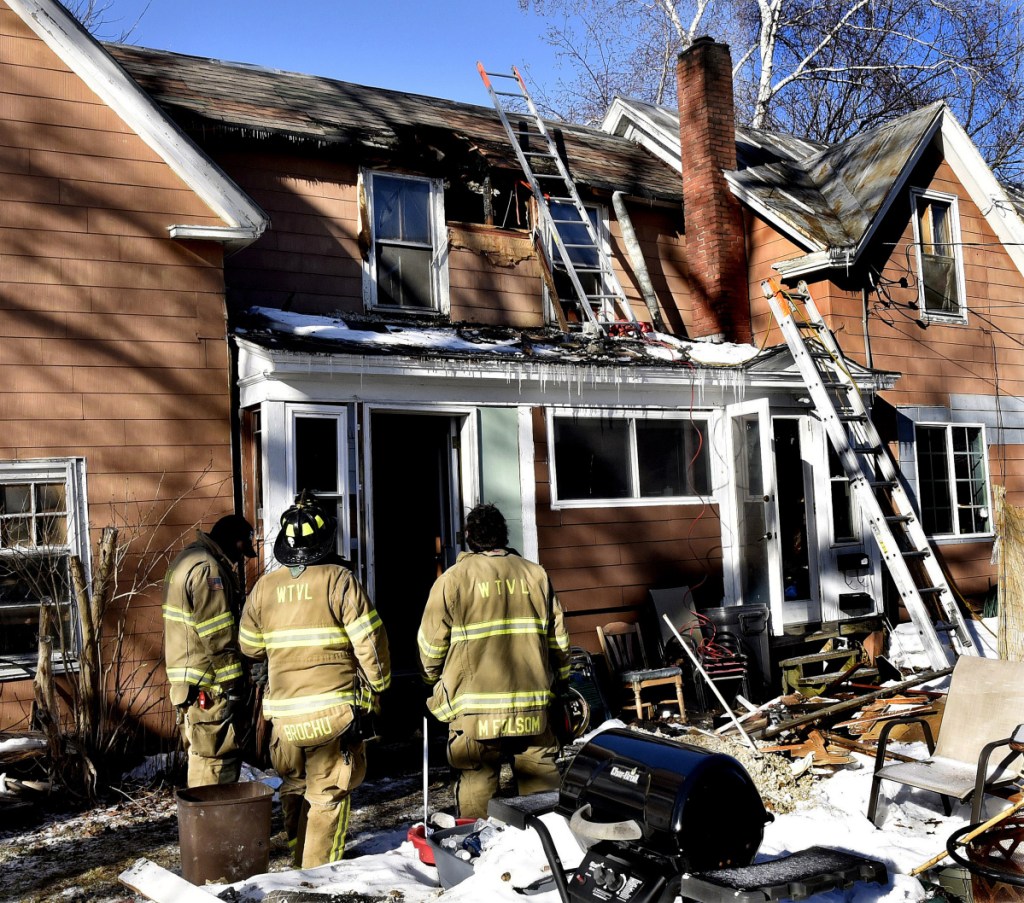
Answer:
[{"left": 489, "top": 728, "right": 888, "bottom": 903}]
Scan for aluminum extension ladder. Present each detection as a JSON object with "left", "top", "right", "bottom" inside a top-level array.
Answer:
[
  {"left": 477, "top": 63, "right": 636, "bottom": 333},
  {"left": 763, "top": 277, "right": 974, "bottom": 669}
]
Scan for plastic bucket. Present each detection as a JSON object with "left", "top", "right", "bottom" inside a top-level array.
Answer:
[{"left": 176, "top": 781, "right": 274, "bottom": 885}]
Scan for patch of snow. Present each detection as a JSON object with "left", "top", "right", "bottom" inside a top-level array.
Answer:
[
  {"left": 245, "top": 307, "right": 763, "bottom": 368},
  {"left": 0, "top": 735, "right": 47, "bottom": 757},
  {"left": 201, "top": 721, "right": 987, "bottom": 903},
  {"left": 250, "top": 307, "right": 523, "bottom": 355}
]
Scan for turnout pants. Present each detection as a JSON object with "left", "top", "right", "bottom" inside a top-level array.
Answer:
[
  {"left": 177, "top": 693, "right": 242, "bottom": 787},
  {"left": 447, "top": 718, "right": 560, "bottom": 818},
  {"left": 270, "top": 727, "right": 367, "bottom": 868}
]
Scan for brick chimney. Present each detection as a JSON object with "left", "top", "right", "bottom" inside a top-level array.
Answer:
[{"left": 677, "top": 37, "right": 750, "bottom": 344}]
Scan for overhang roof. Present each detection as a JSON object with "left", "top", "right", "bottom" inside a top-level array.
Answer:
[
  {"left": 233, "top": 306, "right": 896, "bottom": 393},
  {"left": 105, "top": 44, "right": 684, "bottom": 204}
]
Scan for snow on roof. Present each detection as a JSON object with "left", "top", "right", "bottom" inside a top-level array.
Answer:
[{"left": 237, "top": 307, "right": 763, "bottom": 369}]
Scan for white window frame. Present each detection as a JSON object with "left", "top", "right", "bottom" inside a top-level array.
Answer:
[
  {"left": 547, "top": 409, "right": 713, "bottom": 509},
  {"left": 361, "top": 169, "right": 449, "bottom": 315},
  {"left": 284, "top": 406, "right": 352, "bottom": 562},
  {"left": 913, "top": 421, "right": 993, "bottom": 539},
  {"left": 0, "top": 457, "right": 89, "bottom": 681},
  {"left": 542, "top": 200, "right": 611, "bottom": 325},
  {"left": 910, "top": 187, "right": 968, "bottom": 325}
]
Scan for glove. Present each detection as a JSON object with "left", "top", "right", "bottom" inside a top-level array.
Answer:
[{"left": 250, "top": 661, "right": 269, "bottom": 690}]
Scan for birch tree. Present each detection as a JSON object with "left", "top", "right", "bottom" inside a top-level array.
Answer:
[
  {"left": 69, "top": 0, "right": 150, "bottom": 41},
  {"left": 518, "top": 0, "right": 1024, "bottom": 182}
]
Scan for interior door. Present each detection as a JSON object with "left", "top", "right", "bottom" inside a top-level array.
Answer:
[{"left": 722, "top": 400, "right": 784, "bottom": 632}]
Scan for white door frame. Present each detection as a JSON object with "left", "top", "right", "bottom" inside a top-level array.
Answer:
[
  {"left": 720, "top": 399, "right": 783, "bottom": 631},
  {"left": 361, "top": 404, "right": 480, "bottom": 604}
]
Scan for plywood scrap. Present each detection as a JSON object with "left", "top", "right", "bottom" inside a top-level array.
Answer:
[
  {"left": 834, "top": 703, "right": 935, "bottom": 733},
  {"left": 822, "top": 732, "right": 919, "bottom": 763},
  {"left": 119, "top": 858, "right": 218, "bottom": 902},
  {"left": 761, "top": 730, "right": 853, "bottom": 766},
  {"left": 448, "top": 223, "right": 534, "bottom": 267}
]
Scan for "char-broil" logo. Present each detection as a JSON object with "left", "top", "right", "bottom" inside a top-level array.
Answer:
[{"left": 609, "top": 765, "right": 641, "bottom": 784}]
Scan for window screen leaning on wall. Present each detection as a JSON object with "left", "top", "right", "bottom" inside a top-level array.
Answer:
[
  {"left": 0, "top": 458, "right": 87, "bottom": 675},
  {"left": 915, "top": 424, "right": 991, "bottom": 537},
  {"left": 551, "top": 412, "right": 711, "bottom": 504}
]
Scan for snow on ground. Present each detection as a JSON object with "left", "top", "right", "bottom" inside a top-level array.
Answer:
[{"left": 194, "top": 732, "right": 985, "bottom": 903}]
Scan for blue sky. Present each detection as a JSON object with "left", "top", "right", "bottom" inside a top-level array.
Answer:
[{"left": 94, "top": 0, "right": 566, "bottom": 106}]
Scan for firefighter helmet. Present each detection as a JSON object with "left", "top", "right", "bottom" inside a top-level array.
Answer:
[{"left": 273, "top": 491, "right": 336, "bottom": 567}]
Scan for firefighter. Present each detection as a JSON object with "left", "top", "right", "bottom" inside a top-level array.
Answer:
[
  {"left": 239, "top": 492, "right": 390, "bottom": 868},
  {"left": 162, "top": 514, "right": 256, "bottom": 787},
  {"left": 418, "top": 503, "right": 571, "bottom": 818}
]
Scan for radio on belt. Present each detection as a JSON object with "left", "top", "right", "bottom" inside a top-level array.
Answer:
[{"left": 488, "top": 728, "right": 888, "bottom": 903}]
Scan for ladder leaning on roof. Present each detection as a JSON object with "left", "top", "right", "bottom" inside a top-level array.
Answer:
[
  {"left": 477, "top": 62, "right": 637, "bottom": 333},
  {"left": 762, "top": 277, "right": 975, "bottom": 670}
]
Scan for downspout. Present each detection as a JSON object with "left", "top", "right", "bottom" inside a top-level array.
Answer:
[
  {"left": 612, "top": 191, "right": 664, "bottom": 331},
  {"left": 861, "top": 286, "right": 873, "bottom": 369}
]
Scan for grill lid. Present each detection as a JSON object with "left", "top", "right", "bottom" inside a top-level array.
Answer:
[{"left": 556, "top": 728, "right": 772, "bottom": 871}]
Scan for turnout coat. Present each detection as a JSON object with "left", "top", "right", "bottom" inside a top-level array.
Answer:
[
  {"left": 162, "top": 531, "right": 245, "bottom": 706},
  {"left": 239, "top": 561, "right": 390, "bottom": 746},
  {"left": 418, "top": 549, "right": 571, "bottom": 740}
]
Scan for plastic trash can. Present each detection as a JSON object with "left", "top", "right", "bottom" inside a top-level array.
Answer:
[{"left": 176, "top": 781, "right": 274, "bottom": 885}]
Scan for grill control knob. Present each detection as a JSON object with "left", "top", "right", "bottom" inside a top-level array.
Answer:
[
  {"left": 601, "top": 868, "right": 624, "bottom": 891},
  {"left": 592, "top": 865, "right": 608, "bottom": 886}
]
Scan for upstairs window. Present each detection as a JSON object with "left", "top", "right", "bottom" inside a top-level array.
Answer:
[
  {"left": 550, "top": 411, "right": 711, "bottom": 506},
  {"left": 912, "top": 189, "right": 966, "bottom": 322},
  {"left": 916, "top": 424, "right": 991, "bottom": 537},
  {"left": 0, "top": 459, "right": 88, "bottom": 679},
  {"left": 544, "top": 201, "right": 611, "bottom": 325},
  {"left": 364, "top": 171, "right": 448, "bottom": 313}
]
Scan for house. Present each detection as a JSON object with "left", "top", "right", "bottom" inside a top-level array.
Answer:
[{"left": 1, "top": 1, "right": 1021, "bottom": 737}]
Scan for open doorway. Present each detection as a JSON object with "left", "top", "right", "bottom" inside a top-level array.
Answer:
[{"left": 369, "top": 412, "right": 463, "bottom": 679}]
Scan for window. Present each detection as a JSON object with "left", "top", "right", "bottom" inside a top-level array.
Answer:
[
  {"left": 289, "top": 409, "right": 349, "bottom": 560},
  {"left": 551, "top": 412, "right": 711, "bottom": 505},
  {"left": 912, "top": 189, "right": 965, "bottom": 321},
  {"left": 828, "top": 444, "right": 857, "bottom": 544},
  {"left": 0, "top": 459, "right": 88, "bottom": 678},
  {"left": 545, "top": 201, "right": 610, "bottom": 323},
  {"left": 364, "top": 171, "right": 447, "bottom": 312},
  {"left": 916, "top": 424, "right": 991, "bottom": 537}
]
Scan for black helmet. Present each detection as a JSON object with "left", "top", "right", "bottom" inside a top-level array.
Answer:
[{"left": 273, "top": 491, "right": 336, "bottom": 567}]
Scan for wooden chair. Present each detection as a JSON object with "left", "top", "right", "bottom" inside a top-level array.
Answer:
[
  {"left": 868, "top": 655, "right": 1024, "bottom": 826},
  {"left": 596, "top": 621, "right": 686, "bottom": 722}
]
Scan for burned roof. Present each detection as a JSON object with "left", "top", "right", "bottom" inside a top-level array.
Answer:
[
  {"left": 105, "top": 44, "right": 683, "bottom": 204},
  {"left": 728, "top": 103, "right": 945, "bottom": 251},
  {"left": 232, "top": 307, "right": 898, "bottom": 395}
]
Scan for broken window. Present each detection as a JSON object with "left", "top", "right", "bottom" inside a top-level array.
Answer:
[
  {"left": 916, "top": 424, "right": 990, "bottom": 537},
  {"left": 551, "top": 412, "right": 711, "bottom": 505},
  {"left": 0, "top": 459, "right": 87, "bottom": 679},
  {"left": 912, "top": 190, "right": 965, "bottom": 321},
  {"left": 364, "top": 171, "right": 448, "bottom": 313},
  {"left": 544, "top": 201, "right": 610, "bottom": 324}
]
